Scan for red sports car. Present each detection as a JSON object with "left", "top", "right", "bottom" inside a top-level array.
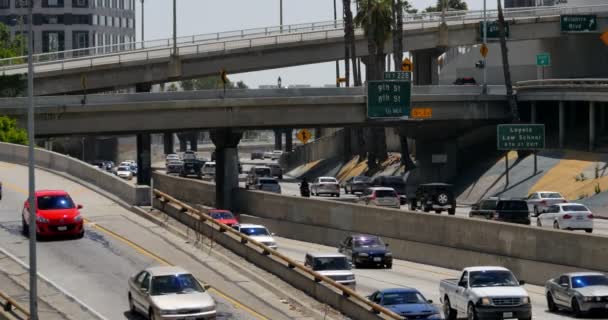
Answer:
[
  {"left": 22, "top": 190, "right": 84, "bottom": 239},
  {"left": 208, "top": 209, "right": 238, "bottom": 227}
]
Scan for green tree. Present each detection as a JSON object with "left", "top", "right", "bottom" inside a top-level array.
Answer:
[
  {"left": 0, "top": 22, "right": 26, "bottom": 97},
  {"left": 0, "top": 116, "right": 27, "bottom": 145},
  {"left": 424, "top": 0, "right": 468, "bottom": 12},
  {"left": 166, "top": 83, "right": 178, "bottom": 92}
]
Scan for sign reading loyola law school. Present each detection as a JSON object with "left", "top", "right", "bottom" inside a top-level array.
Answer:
[
  {"left": 497, "top": 124, "right": 545, "bottom": 150},
  {"left": 367, "top": 80, "right": 411, "bottom": 119},
  {"left": 561, "top": 15, "right": 597, "bottom": 32},
  {"left": 479, "top": 21, "right": 509, "bottom": 40}
]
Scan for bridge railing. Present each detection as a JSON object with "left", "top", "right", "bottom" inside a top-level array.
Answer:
[
  {"left": 0, "top": 4, "right": 606, "bottom": 71},
  {"left": 517, "top": 78, "right": 608, "bottom": 88},
  {"left": 153, "top": 189, "right": 402, "bottom": 320},
  {"left": 0, "top": 289, "right": 29, "bottom": 320}
]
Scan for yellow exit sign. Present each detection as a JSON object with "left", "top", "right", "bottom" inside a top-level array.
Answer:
[{"left": 411, "top": 107, "right": 432, "bottom": 119}]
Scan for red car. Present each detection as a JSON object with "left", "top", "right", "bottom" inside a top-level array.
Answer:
[
  {"left": 208, "top": 209, "right": 238, "bottom": 227},
  {"left": 22, "top": 190, "right": 84, "bottom": 239}
]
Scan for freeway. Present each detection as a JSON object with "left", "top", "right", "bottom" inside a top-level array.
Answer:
[
  {"left": 0, "top": 162, "right": 325, "bottom": 320},
  {"left": 268, "top": 235, "right": 589, "bottom": 320}
]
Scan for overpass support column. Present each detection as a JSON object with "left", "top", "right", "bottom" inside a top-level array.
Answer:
[
  {"left": 530, "top": 102, "right": 536, "bottom": 124},
  {"left": 136, "top": 133, "right": 152, "bottom": 185},
  {"left": 274, "top": 129, "right": 283, "bottom": 151},
  {"left": 412, "top": 48, "right": 442, "bottom": 85},
  {"left": 600, "top": 103, "right": 606, "bottom": 133},
  {"left": 589, "top": 101, "right": 596, "bottom": 151},
  {"left": 285, "top": 129, "right": 293, "bottom": 152},
  {"left": 211, "top": 129, "right": 243, "bottom": 210},
  {"left": 163, "top": 133, "right": 174, "bottom": 154},
  {"left": 559, "top": 101, "right": 565, "bottom": 148}
]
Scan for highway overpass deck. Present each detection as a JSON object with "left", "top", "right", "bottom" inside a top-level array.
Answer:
[
  {"left": 1, "top": 5, "right": 606, "bottom": 94},
  {"left": 0, "top": 87, "right": 509, "bottom": 137}
]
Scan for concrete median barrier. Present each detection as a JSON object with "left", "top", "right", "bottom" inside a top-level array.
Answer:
[
  {"left": 152, "top": 172, "right": 608, "bottom": 285},
  {"left": 0, "top": 142, "right": 149, "bottom": 206}
]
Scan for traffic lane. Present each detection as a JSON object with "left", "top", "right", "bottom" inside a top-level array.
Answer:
[
  {"left": 272, "top": 236, "right": 576, "bottom": 320},
  {"left": 0, "top": 163, "right": 291, "bottom": 320}
]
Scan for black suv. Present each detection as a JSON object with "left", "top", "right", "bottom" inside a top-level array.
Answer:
[
  {"left": 409, "top": 183, "right": 456, "bottom": 215},
  {"left": 338, "top": 234, "right": 393, "bottom": 269},
  {"left": 471, "top": 198, "right": 530, "bottom": 225},
  {"left": 179, "top": 151, "right": 204, "bottom": 178}
]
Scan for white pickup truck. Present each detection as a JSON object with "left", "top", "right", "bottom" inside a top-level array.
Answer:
[{"left": 439, "top": 266, "right": 531, "bottom": 320}]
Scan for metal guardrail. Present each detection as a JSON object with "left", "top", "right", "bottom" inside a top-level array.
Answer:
[
  {"left": 0, "top": 4, "right": 606, "bottom": 74},
  {"left": 153, "top": 189, "right": 402, "bottom": 320},
  {"left": 0, "top": 290, "right": 29, "bottom": 320},
  {"left": 516, "top": 79, "right": 608, "bottom": 88}
]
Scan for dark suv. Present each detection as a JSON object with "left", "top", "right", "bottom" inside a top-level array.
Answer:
[
  {"left": 470, "top": 199, "right": 530, "bottom": 225},
  {"left": 338, "top": 234, "right": 393, "bottom": 269},
  {"left": 179, "top": 151, "right": 204, "bottom": 178},
  {"left": 409, "top": 183, "right": 456, "bottom": 215},
  {"left": 371, "top": 176, "right": 407, "bottom": 205}
]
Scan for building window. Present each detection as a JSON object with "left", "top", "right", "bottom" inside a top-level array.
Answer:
[
  {"left": 43, "top": 0, "right": 65, "bottom": 7},
  {"left": 71, "top": 14, "right": 90, "bottom": 25},
  {"left": 111, "top": 0, "right": 116, "bottom": 8},
  {"left": 118, "top": 0, "right": 123, "bottom": 9},
  {"left": 105, "top": 33, "right": 110, "bottom": 52},
  {"left": 97, "top": 0, "right": 102, "bottom": 7},
  {"left": 114, "top": 16, "right": 119, "bottom": 27},
  {"left": 104, "top": 0, "right": 109, "bottom": 8},
  {"left": 15, "top": 0, "right": 30, "bottom": 8},
  {"left": 73, "top": 31, "right": 88, "bottom": 50},
  {"left": 128, "top": 18, "right": 133, "bottom": 29},
  {"left": 107, "top": 15, "right": 112, "bottom": 26},
  {"left": 92, "top": 15, "right": 97, "bottom": 25},
  {"left": 121, "top": 17, "right": 126, "bottom": 28},
  {"left": 42, "top": 31, "right": 65, "bottom": 53},
  {"left": 72, "top": 0, "right": 88, "bottom": 8},
  {"left": 99, "top": 15, "right": 105, "bottom": 26},
  {"left": 0, "top": 0, "right": 9, "bottom": 9}
]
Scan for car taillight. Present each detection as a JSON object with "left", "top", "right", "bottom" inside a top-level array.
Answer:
[
  {"left": 370, "top": 193, "right": 377, "bottom": 200},
  {"left": 562, "top": 200, "right": 567, "bottom": 203},
  {"left": 587, "top": 214, "right": 594, "bottom": 219},
  {"left": 563, "top": 214, "right": 572, "bottom": 219},
  {"left": 540, "top": 200, "right": 546, "bottom": 205}
]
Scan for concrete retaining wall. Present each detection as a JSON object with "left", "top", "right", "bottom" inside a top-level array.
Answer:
[
  {"left": 152, "top": 172, "right": 608, "bottom": 285},
  {"left": 0, "top": 142, "right": 150, "bottom": 206}
]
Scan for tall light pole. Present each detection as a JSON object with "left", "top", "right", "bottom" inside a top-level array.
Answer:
[
  {"left": 26, "top": 0, "right": 38, "bottom": 319},
  {"left": 140, "top": 0, "right": 144, "bottom": 46},
  {"left": 279, "top": 0, "right": 283, "bottom": 31},
  {"left": 172, "top": 0, "right": 176, "bottom": 54},
  {"left": 483, "top": 0, "right": 487, "bottom": 93},
  {"left": 334, "top": 0, "right": 340, "bottom": 87}
]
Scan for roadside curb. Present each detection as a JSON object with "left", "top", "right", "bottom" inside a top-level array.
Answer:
[{"left": 128, "top": 206, "right": 337, "bottom": 320}]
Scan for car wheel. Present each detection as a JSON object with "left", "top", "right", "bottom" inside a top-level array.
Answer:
[
  {"left": 537, "top": 218, "right": 542, "bottom": 227},
  {"left": 76, "top": 229, "right": 85, "bottom": 239},
  {"left": 585, "top": 229, "right": 593, "bottom": 233},
  {"left": 335, "top": 193, "right": 340, "bottom": 198},
  {"left": 21, "top": 217, "right": 27, "bottom": 237},
  {"left": 128, "top": 294, "right": 137, "bottom": 315},
  {"left": 533, "top": 206, "right": 539, "bottom": 217},
  {"left": 385, "top": 263, "right": 392, "bottom": 269},
  {"left": 448, "top": 208, "right": 456, "bottom": 215},
  {"left": 553, "top": 221, "right": 560, "bottom": 230},
  {"left": 443, "top": 297, "right": 457, "bottom": 320},
  {"left": 423, "top": 205, "right": 430, "bottom": 213},
  {"left": 546, "top": 292, "right": 557, "bottom": 312},
  {"left": 149, "top": 308, "right": 156, "bottom": 320},
  {"left": 437, "top": 192, "right": 450, "bottom": 206},
  {"left": 408, "top": 201, "right": 416, "bottom": 211},
  {"left": 435, "top": 210, "right": 442, "bottom": 214},
  {"left": 572, "top": 298, "right": 583, "bottom": 318},
  {"left": 467, "top": 303, "right": 477, "bottom": 320}
]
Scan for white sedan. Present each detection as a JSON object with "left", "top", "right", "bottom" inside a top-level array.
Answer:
[
  {"left": 537, "top": 203, "right": 593, "bottom": 233},
  {"left": 526, "top": 191, "right": 567, "bottom": 216}
]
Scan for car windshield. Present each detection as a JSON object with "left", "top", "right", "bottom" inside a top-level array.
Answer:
[
  {"left": 118, "top": 166, "right": 130, "bottom": 171},
  {"left": 541, "top": 193, "right": 562, "bottom": 199},
  {"left": 571, "top": 275, "right": 608, "bottom": 288},
  {"left": 382, "top": 292, "right": 427, "bottom": 306},
  {"left": 375, "top": 190, "right": 397, "bottom": 198},
  {"left": 150, "top": 273, "right": 203, "bottom": 296},
  {"left": 469, "top": 271, "right": 519, "bottom": 287},
  {"left": 313, "top": 257, "right": 349, "bottom": 271},
  {"left": 354, "top": 176, "right": 371, "bottom": 183},
  {"left": 497, "top": 201, "right": 528, "bottom": 211},
  {"left": 320, "top": 178, "right": 337, "bottom": 183},
  {"left": 37, "top": 195, "right": 75, "bottom": 210},
  {"left": 240, "top": 227, "right": 269, "bottom": 236},
  {"left": 562, "top": 205, "right": 588, "bottom": 212},
  {"left": 260, "top": 179, "right": 278, "bottom": 185},
  {"left": 254, "top": 168, "right": 271, "bottom": 175},
  {"left": 210, "top": 211, "right": 234, "bottom": 219},
  {"left": 354, "top": 237, "right": 384, "bottom": 248}
]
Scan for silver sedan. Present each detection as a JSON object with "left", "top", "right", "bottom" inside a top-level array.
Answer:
[
  {"left": 545, "top": 272, "right": 608, "bottom": 317},
  {"left": 128, "top": 266, "right": 217, "bottom": 320}
]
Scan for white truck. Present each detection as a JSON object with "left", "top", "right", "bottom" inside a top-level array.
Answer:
[{"left": 439, "top": 266, "right": 531, "bottom": 320}]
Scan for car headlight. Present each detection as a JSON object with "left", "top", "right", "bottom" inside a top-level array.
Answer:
[
  {"left": 73, "top": 215, "right": 83, "bottom": 222},
  {"left": 346, "top": 275, "right": 355, "bottom": 280},
  {"left": 480, "top": 297, "right": 492, "bottom": 305},
  {"left": 36, "top": 216, "right": 49, "bottom": 223},
  {"left": 358, "top": 253, "right": 369, "bottom": 257},
  {"left": 385, "top": 252, "right": 392, "bottom": 256},
  {"left": 583, "top": 296, "right": 594, "bottom": 302},
  {"left": 522, "top": 296, "right": 530, "bottom": 304}
]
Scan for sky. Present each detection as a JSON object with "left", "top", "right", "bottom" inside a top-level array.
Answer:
[{"left": 140, "top": 0, "right": 499, "bottom": 88}]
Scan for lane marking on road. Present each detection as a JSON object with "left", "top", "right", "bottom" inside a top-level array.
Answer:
[{"left": 87, "top": 220, "right": 270, "bottom": 320}]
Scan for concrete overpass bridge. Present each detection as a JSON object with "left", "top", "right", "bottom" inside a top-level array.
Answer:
[{"left": 1, "top": 4, "right": 606, "bottom": 95}]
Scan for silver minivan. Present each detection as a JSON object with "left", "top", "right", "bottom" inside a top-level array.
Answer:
[
  {"left": 255, "top": 177, "right": 281, "bottom": 194},
  {"left": 304, "top": 253, "right": 356, "bottom": 288}
]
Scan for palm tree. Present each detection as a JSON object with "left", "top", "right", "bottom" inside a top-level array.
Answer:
[{"left": 497, "top": 0, "right": 519, "bottom": 122}]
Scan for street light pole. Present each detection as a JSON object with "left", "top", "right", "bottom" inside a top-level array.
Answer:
[
  {"left": 26, "top": 0, "right": 38, "bottom": 318},
  {"left": 482, "top": 0, "right": 487, "bottom": 93},
  {"left": 140, "top": 0, "right": 144, "bottom": 46},
  {"left": 279, "top": 0, "right": 283, "bottom": 32},
  {"left": 334, "top": 0, "right": 340, "bottom": 87},
  {"left": 172, "top": 0, "right": 176, "bottom": 54}
]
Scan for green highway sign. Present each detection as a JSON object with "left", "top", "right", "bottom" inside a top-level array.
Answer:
[
  {"left": 367, "top": 80, "right": 411, "bottom": 119},
  {"left": 536, "top": 52, "right": 551, "bottom": 67},
  {"left": 497, "top": 124, "right": 545, "bottom": 150},
  {"left": 561, "top": 15, "right": 597, "bottom": 32},
  {"left": 479, "top": 21, "right": 509, "bottom": 40},
  {"left": 384, "top": 71, "right": 412, "bottom": 81}
]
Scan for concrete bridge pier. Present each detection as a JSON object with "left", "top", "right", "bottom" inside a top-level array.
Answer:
[
  {"left": 274, "top": 129, "right": 283, "bottom": 151},
  {"left": 413, "top": 137, "right": 459, "bottom": 183},
  {"left": 211, "top": 128, "right": 243, "bottom": 210},
  {"left": 163, "top": 133, "right": 174, "bottom": 155},
  {"left": 412, "top": 48, "right": 443, "bottom": 85},
  {"left": 136, "top": 133, "right": 152, "bottom": 185},
  {"left": 285, "top": 129, "right": 293, "bottom": 152}
]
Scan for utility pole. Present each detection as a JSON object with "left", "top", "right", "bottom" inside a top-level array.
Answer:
[
  {"left": 140, "top": 0, "right": 144, "bottom": 46},
  {"left": 26, "top": 0, "right": 38, "bottom": 319},
  {"left": 334, "top": 0, "right": 340, "bottom": 87},
  {"left": 172, "top": 0, "right": 177, "bottom": 55},
  {"left": 482, "top": 0, "right": 487, "bottom": 94},
  {"left": 279, "top": 0, "right": 283, "bottom": 32}
]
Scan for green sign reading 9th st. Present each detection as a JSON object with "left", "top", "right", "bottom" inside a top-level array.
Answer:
[
  {"left": 497, "top": 124, "right": 545, "bottom": 150},
  {"left": 367, "top": 80, "right": 411, "bottom": 118}
]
